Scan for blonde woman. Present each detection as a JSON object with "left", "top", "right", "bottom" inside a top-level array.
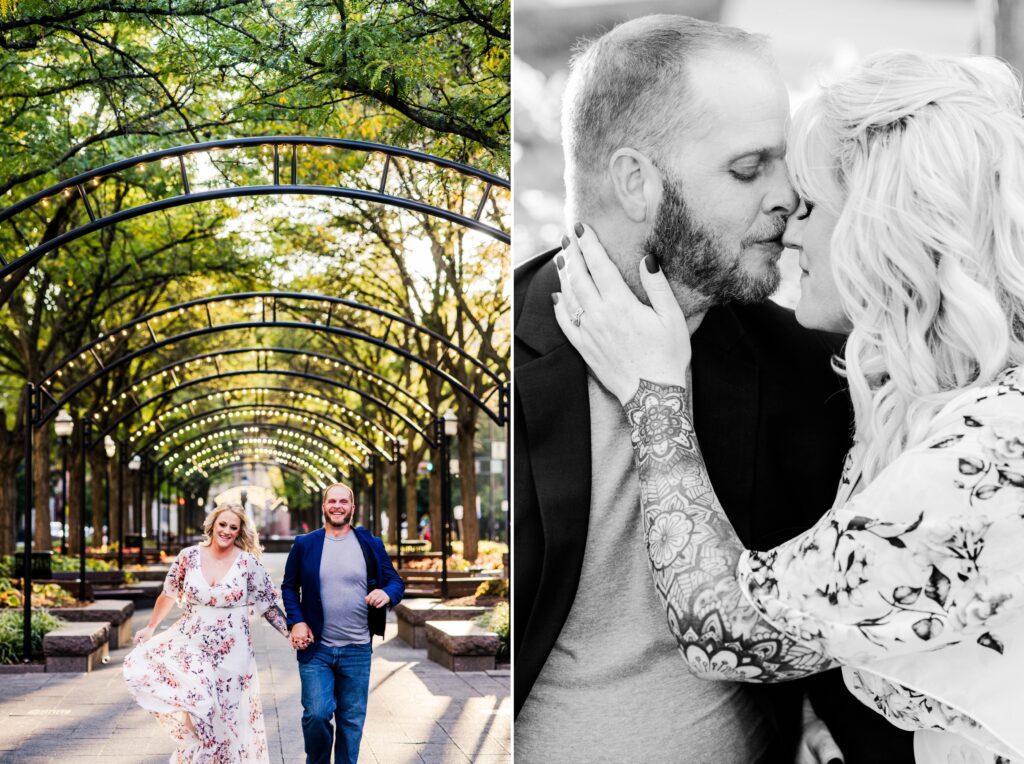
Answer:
[
  {"left": 123, "top": 504, "right": 290, "bottom": 762},
  {"left": 555, "top": 51, "right": 1024, "bottom": 762}
]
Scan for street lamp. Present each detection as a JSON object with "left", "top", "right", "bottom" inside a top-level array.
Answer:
[
  {"left": 128, "top": 454, "right": 141, "bottom": 565},
  {"left": 103, "top": 436, "right": 115, "bottom": 550},
  {"left": 441, "top": 409, "right": 458, "bottom": 599},
  {"left": 53, "top": 409, "right": 74, "bottom": 556}
]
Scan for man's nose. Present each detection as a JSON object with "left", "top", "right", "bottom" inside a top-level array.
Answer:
[{"left": 763, "top": 162, "right": 798, "bottom": 217}]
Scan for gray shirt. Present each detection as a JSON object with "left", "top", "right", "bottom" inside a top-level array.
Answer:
[
  {"left": 319, "top": 531, "right": 370, "bottom": 646},
  {"left": 514, "top": 377, "right": 772, "bottom": 763}
]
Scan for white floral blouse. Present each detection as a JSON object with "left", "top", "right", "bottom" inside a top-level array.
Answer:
[{"left": 738, "top": 367, "right": 1024, "bottom": 762}]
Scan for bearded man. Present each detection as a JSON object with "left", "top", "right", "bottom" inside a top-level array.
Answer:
[{"left": 513, "top": 14, "right": 912, "bottom": 763}]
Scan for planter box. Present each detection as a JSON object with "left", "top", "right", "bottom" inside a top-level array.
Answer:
[
  {"left": 426, "top": 620, "right": 499, "bottom": 672},
  {"left": 49, "top": 600, "right": 135, "bottom": 649},
  {"left": 395, "top": 599, "right": 489, "bottom": 649},
  {"left": 43, "top": 621, "right": 110, "bottom": 673}
]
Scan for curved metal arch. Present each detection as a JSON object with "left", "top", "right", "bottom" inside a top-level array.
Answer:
[
  {"left": 102, "top": 346, "right": 433, "bottom": 422},
  {"left": 202, "top": 460, "right": 327, "bottom": 495},
  {"left": 136, "top": 403, "right": 389, "bottom": 463},
  {"left": 182, "top": 444, "right": 343, "bottom": 485},
  {"left": 0, "top": 136, "right": 509, "bottom": 292},
  {"left": 159, "top": 423, "right": 355, "bottom": 473},
  {"left": 96, "top": 369, "right": 435, "bottom": 447},
  {"left": 128, "top": 386, "right": 400, "bottom": 451},
  {"left": 42, "top": 296, "right": 503, "bottom": 428}
]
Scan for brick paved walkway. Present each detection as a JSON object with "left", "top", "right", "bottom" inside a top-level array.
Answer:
[{"left": 0, "top": 553, "right": 511, "bottom": 763}]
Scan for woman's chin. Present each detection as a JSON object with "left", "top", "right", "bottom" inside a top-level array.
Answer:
[{"left": 795, "top": 299, "right": 852, "bottom": 335}]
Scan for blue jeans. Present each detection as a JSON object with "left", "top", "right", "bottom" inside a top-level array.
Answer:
[{"left": 298, "top": 641, "right": 372, "bottom": 764}]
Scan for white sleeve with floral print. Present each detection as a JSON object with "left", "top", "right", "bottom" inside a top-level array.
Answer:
[
  {"left": 738, "top": 377, "right": 1024, "bottom": 668},
  {"left": 161, "top": 549, "right": 188, "bottom": 604},
  {"left": 244, "top": 554, "right": 288, "bottom": 634}
]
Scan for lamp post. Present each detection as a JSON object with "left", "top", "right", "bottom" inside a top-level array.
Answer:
[
  {"left": 103, "top": 436, "right": 115, "bottom": 549},
  {"left": 117, "top": 445, "right": 126, "bottom": 570},
  {"left": 129, "top": 455, "right": 141, "bottom": 565},
  {"left": 441, "top": 409, "right": 458, "bottom": 599},
  {"left": 396, "top": 436, "right": 406, "bottom": 571},
  {"left": 53, "top": 409, "right": 74, "bottom": 556},
  {"left": 78, "top": 421, "right": 89, "bottom": 602}
]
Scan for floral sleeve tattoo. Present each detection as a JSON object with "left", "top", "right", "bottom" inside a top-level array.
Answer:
[{"left": 625, "top": 379, "right": 837, "bottom": 681}]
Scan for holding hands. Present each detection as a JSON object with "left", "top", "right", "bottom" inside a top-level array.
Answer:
[
  {"left": 289, "top": 622, "right": 314, "bottom": 650},
  {"left": 553, "top": 223, "right": 692, "bottom": 405}
]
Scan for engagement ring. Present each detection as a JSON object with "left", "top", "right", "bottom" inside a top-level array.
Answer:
[{"left": 571, "top": 307, "right": 584, "bottom": 327}]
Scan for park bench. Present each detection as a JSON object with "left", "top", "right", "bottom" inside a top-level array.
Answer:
[
  {"left": 425, "top": 620, "right": 500, "bottom": 672},
  {"left": 395, "top": 599, "right": 489, "bottom": 648},
  {"left": 48, "top": 600, "right": 135, "bottom": 649},
  {"left": 43, "top": 621, "right": 110, "bottom": 673}
]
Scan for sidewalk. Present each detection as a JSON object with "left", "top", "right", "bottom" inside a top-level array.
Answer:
[{"left": 0, "top": 553, "right": 511, "bottom": 763}]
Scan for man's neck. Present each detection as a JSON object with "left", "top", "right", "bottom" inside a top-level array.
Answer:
[{"left": 324, "top": 524, "right": 352, "bottom": 539}]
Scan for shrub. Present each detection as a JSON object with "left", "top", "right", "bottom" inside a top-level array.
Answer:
[
  {"left": 475, "top": 601, "right": 509, "bottom": 661},
  {"left": 0, "top": 580, "right": 77, "bottom": 609},
  {"left": 0, "top": 610, "right": 65, "bottom": 663},
  {"left": 474, "top": 578, "right": 509, "bottom": 599}
]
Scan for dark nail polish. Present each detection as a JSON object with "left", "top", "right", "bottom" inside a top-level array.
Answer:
[
  {"left": 551, "top": 292, "right": 559, "bottom": 305},
  {"left": 555, "top": 254, "right": 565, "bottom": 270},
  {"left": 574, "top": 221, "right": 584, "bottom": 237},
  {"left": 560, "top": 234, "right": 570, "bottom": 250},
  {"left": 644, "top": 254, "right": 660, "bottom": 274}
]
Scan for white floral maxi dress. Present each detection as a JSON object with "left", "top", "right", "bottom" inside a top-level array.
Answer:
[{"left": 123, "top": 547, "right": 288, "bottom": 763}]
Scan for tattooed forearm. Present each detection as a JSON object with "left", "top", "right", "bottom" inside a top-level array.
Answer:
[{"left": 625, "top": 379, "right": 835, "bottom": 682}]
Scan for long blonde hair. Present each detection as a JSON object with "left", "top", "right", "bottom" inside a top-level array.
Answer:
[
  {"left": 201, "top": 504, "right": 263, "bottom": 559},
  {"left": 788, "top": 51, "right": 1024, "bottom": 481}
]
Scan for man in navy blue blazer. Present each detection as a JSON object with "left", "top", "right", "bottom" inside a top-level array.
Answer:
[{"left": 282, "top": 482, "right": 404, "bottom": 764}]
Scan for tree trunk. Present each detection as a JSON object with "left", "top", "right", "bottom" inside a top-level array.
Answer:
[
  {"left": 88, "top": 446, "right": 105, "bottom": 548},
  {"left": 404, "top": 450, "right": 419, "bottom": 540},
  {"left": 67, "top": 427, "right": 85, "bottom": 555},
  {"left": 33, "top": 427, "right": 52, "bottom": 552},
  {"left": 995, "top": 0, "right": 1024, "bottom": 75},
  {"left": 0, "top": 440, "right": 19, "bottom": 554},
  {"left": 387, "top": 459, "right": 400, "bottom": 545},
  {"left": 143, "top": 471, "right": 154, "bottom": 546},
  {"left": 457, "top": 409, "right": 480, "bottom": 563},
  {"left": 131, "top": 470, "right": 142, "bottom": 537}
]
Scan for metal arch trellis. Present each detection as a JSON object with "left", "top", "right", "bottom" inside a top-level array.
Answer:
[
  {"left": 104, "top": 346, "right": 434, "bottom": 424},
  {"left": 97, "top": 369, "right": 436, "bottom": 449},
  {"left": 38, "top": 292, "right": 506, "bottom": 430},
  {"left": 136, "top": 403, "right": 392, "bottom": 464},
  {"left": 10, "top": 138, "right": 511, "bottom": 661},
  {"left": 0, "top": 136, "right": 510, "bottom": 306},
  {"left": 154, "top": 422, "right": 365, "bottom": 476}
]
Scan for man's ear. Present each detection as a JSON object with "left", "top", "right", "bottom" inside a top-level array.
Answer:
[{"left": 608, "top": 148, "right": 662, "bottom": 223}]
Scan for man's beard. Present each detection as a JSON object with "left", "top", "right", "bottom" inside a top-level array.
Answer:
[
  {"left": 324, "top": 510, "right": 351, "bottom": 528},
  {"left": 642, "top": 176, "right": 782, "bottom": 306}
]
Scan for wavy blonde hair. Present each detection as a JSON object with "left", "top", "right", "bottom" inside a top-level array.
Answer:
[
  {"left": 788, "top": 50, "right": 1024, "bottom": 481},
  {"left": 202, "top": 504, "right": 263, "bottom": 559}
]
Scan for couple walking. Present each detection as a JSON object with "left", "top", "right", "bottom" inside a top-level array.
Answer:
[{"left": 122, "top": 482, "right": 404, "bottom": 763}]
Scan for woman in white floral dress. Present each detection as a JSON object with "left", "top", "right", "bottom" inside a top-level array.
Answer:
[
  {"left": 124, "top": 504, "right": 290, "bottom": 763},
  {"left": 556, "top": 52, "right": 1024, "bottom": 762}
]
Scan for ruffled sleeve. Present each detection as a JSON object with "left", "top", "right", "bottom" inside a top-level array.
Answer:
[
  {"left": 162, "top": 548, "right": 189, "bottom": 603},
  {"left": 245, "top": 554, "right": 288, "bottom": 633},
  {"left": 738, "top": 389, "right": 1024, "bottom": 667}
]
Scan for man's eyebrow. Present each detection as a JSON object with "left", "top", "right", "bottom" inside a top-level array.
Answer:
[{"left": 728, "top": 146, "right": 786, "bottom": 163}]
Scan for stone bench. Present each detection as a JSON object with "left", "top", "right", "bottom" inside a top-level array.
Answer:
[
  {"left": 49, "top": 600, "right": 135, "bottom": 649},
  {"left": 43, "top": 621, "right": 110, "bottom": 673},
  {"left": 95, "top": 581, "right": 163, "bottom": 605},
  {"left": 426, "top": 620, "right": 499, "bottom": 672},
  {"left": 395, "top": 599, "right": 489, "bottom": 649}
]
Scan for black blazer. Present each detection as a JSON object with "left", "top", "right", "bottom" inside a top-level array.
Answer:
[{"left": 514, "top": 250, "right": 914, "bottom": 762}]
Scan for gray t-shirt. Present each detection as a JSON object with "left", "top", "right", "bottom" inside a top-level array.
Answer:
[
  {"left": 514, "top": 377, "right": 772, "bottom": 763},
  {"left": 319, "top": 531, "right": 370, "bottom": 646}
]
